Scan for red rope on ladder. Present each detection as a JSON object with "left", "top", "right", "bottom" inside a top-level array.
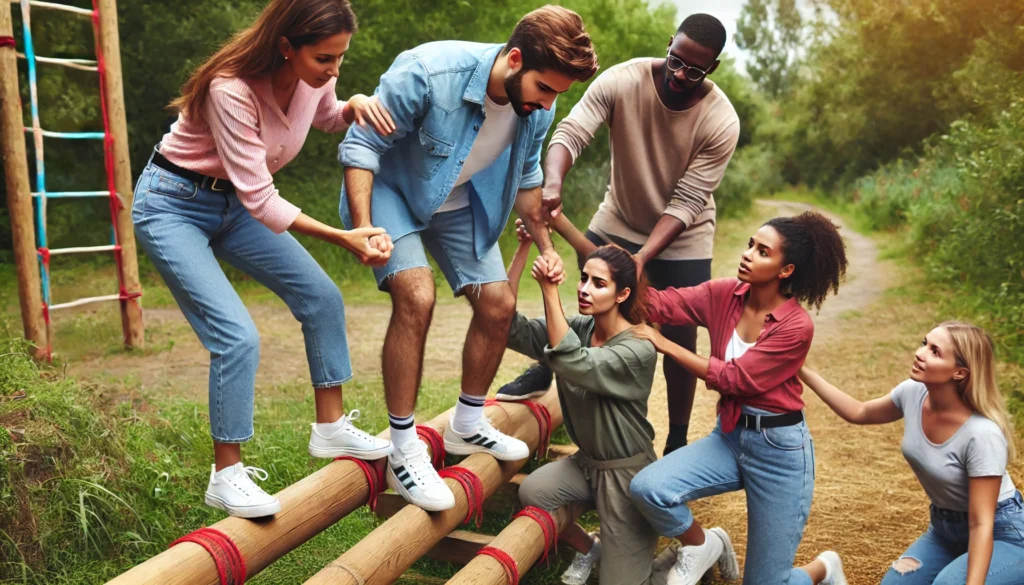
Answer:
[
  {"left": 416, "top": 425, "right": 445, "bottom": 470},
  {"left": 477, "top": 546, "right": 520, "bottom": 585},
  {"left": 335, "top": 456, "right": 385, "bottom": 512},
  {"left": 521, "top": 401, "right": 552, "bottom": 460},
  {"left": 0, "top": 36, "right": 15, "bottom": 48},
  {"left": 512, "top": 506, "right": 558, "bottom": 565},
  {"left": 169, "top": 527, "right": 247, "bottom": 585},
  {"left": 438, "top": 465, "right": 484, "bottom": 527},
  {"left": 91, "top": 1, "right": 142, "bottom": 344}
]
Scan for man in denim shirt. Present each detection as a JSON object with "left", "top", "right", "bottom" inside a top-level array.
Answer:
[{"left": 339, "top": 6, "right": 598, "bottom": 511}]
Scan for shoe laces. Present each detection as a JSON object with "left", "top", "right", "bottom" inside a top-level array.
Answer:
[
  {"left": 401, "top": 441, "right": 442, "bottom": 488},
  {"left": 675, "top": 546, "right": 699, "bottom": 576},
  {"left": 227, "top": 466, "right": 270, "bottom": 497}
]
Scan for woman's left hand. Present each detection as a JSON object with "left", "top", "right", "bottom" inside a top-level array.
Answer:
[{"left": 346, "top": 94, "right": 396, "bottom": 136}]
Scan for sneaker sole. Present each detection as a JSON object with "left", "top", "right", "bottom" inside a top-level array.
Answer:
[
  {"left": 204, "top": 493, "right": 281, "bottom": 518},
  {"left": 711, "top": 528, "right": 741, "bottom": 581},
  {"left": 494, "top": 389, "right": 549, "bottom": 402},
  {"left": 308, "top": 443, "right": 393, "bottom": 460},
  {"left": 444, "top": 438, "right": 528, "bottom": 461},
  {"left": 386, "top": 465, "right": 455, "bottom": 512}
]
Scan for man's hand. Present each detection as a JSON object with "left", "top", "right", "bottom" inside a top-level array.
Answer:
[
  {"left": 632, "top": 252, "right": 646, "bottom": 279},
  {"left": 541, "top": 184, "right": 563, "bottom": 219},
  {"left": 336, "top": 227, "right": 393, "bottom": 266}
]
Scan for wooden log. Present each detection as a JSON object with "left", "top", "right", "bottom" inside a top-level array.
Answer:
[
  {"left": 304, "top": 389, "right": 564, "bottom": 585},
  {"left": 375, "top": 472, "right": 526, "bottom": 519},
  {"left": 0, "top": 0, "right": 47, "bottom": 357},
  {"left": 425, "top": 530, "right": 493, "bottom": 565},
  {"left": 547, "top": 443, "right": 578, "bottom": 461},
  {"left": 105, "top": 392, "right": 559, "bottom": 585},
  {"left": 94, "top": 0, "right": 144, "bottom": 350},
  {"left": 448, "top": 505, "right": 577, "bottom": 585}
]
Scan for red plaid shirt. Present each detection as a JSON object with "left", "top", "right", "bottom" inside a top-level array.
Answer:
[{"left": 647, "top": 278, "right": 813, "bottom": 433}]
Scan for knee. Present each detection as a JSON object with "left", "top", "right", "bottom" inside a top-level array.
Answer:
[
  {"left": 629, "top": 468, "right": 658, "bottom": 507},
  {"left": 881, "top": 557, "right": 923, "bottom": 584},
  {"left": 391, "top": 272, "right": 436, "bottom": 329},
  {"left": 472, "top": 283, "right": 515, "bottom": 328},
  {"left": 517, "top": 476, "right": 553, "bottom": 510},
  {"left": 224, "top": 322, "right": 260, "bottom": 360}
]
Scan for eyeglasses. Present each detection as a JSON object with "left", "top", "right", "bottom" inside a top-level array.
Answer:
[{"left": 666, "top": 51, "right": 709, "bottom": 82}]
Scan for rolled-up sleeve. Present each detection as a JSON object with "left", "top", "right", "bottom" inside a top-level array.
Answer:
[
  {"left": 507, "top": 312, "right": 551, "bottom": 361},
  {"left": 519, "top": 104, "right": 556, "bottom": 190},
  {"left": 338, "top": 51, "right": 431, "bottom": 175},
  {"left": 205, "top": 82, "right": 300, "bottom": 234},
  {"left": 663, "top": 118, "right": 739, "bottom": 228},
  {"left": 646, "top": 282, "right": 715, "bottom": 327}
]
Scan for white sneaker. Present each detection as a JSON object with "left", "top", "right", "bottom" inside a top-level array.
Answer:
[
  {"left": 443, "top": 418, "right": 530, "bottom": 461},
  {"left": 308, "top": 409, "right": 393, "bottom": 459},
  {"left": 562, "top": 533, "right": 601, "bottom": 585},
  {"left": 387, "top": 439, "right": 455, "bottom": 511},
  {"left": 204, "top": 463, "right": 281, "bottom": 518},
  {"left": 667, "top": 529, "right": 724, "bottom": 585},
  {"left": 710, "top": 527, "right": 740, "bottom": 581},
  {"left": 816, "top": 551, "right": 848, "bottom": 585}
]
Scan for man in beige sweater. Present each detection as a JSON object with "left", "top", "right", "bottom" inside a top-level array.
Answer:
[{"left": 497, "top": 14, "right": 740, "bottom": 456}]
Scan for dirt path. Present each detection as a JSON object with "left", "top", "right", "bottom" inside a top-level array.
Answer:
[{"left": 71, "top": 200, "right": 958, "bottom": 583}]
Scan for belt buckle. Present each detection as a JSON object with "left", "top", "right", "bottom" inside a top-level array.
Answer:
[
  {"left": 209, "top": 177, "right": 226, "bottom": 192},
  {"left": 754, "top": 414, "right": 762, "bottom": 433}
]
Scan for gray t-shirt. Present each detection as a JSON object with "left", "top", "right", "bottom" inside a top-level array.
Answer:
[{"left": 890, "top": 379, "right": 1017, "bottom": 511}]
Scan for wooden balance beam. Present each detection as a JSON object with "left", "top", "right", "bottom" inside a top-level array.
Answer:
[
  {"left": 105, "top": 390, "right": 559, "bottom": 585},
  {"left": 302, "top": 388, "right": 563, "bottom": 585}
]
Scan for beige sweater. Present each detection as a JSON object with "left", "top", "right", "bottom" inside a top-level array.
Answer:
[{"left": 550, "top": 58, "right": 740, "bottom": 260}]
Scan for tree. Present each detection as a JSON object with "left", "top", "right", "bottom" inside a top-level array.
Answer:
[{"left": 735, "top": 0, "right": 805, "bottom": 97}]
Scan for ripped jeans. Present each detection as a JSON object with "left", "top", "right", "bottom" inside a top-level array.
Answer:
[{"left": 881, "top": 491, "right": 1024, "bottom": 585}]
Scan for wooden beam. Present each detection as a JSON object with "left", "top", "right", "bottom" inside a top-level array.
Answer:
[
  {"left": 94, "top": 0, "right": 144, "bottom": 350},
  {"left": 0, "top": 0, "right": 47, "bottom": 357},
  {"left": 425, "top": 530, "right": 494, "bottom": 565},
  {"left": 547, "top": 444, "right": 578, "bottom": 461},
  {"left": 303, "top": 390, "right": 564, "bottom": 585}
]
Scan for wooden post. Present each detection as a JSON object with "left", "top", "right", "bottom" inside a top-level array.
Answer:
[
  {"left": 447, "top": 506, "right": 577, "bottom": 585},
  {"left": 94, "top": 0, "right": 143, "bottom": 350},
  {"left": 105, "top": 392, "right": 561, "bottom": 585},
  {"left": 303, "top": 390, "right": 564, "bottom": 585},
  {"left": 0, "top": 0, "right": 47, "bottom": 357}
]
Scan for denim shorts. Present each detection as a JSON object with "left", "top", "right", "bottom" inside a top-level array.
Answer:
[{"left": 372, "top": 205, "right": 507, "bottom": 296}]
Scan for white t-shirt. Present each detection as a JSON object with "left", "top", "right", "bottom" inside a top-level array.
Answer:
[
  {"left": 436, "top": 95, "right": 518, "bottom": 213},
  {"left": 890, "top": 379, "right": 1017, "bottom": 511},
  {"left": 725, "top": 329, "right": 755, "bottom": 362}
]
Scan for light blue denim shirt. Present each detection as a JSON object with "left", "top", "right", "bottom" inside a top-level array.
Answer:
[{"left": 338, "top": 41, "right": 556, "bottom": 259}]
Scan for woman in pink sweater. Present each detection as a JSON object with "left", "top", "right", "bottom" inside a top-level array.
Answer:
[{"left": 132, "top": 0, "right": 396, "bottom": 518}]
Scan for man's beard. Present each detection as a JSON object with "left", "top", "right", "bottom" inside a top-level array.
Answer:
[
  {"left": 505, "top": 69, "right": 538, "bottom": 118},
  {"left": 663, "top": 68, "right": 698, "bottom": 104}
]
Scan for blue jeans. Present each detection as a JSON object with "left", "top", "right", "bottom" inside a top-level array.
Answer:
[
  {"left": 630, "top": 409, "right": 816, "bottom": 585},
  {"left": 132, "top": 160, "right": 352, "bottom": 443},
  {"left": 880, "top": 491, "right": 1024, "bottom": 585},
  {"left": 371, "top": 205, "right": 507, "bottom": 295}
]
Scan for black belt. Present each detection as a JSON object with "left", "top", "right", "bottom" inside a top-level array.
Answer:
[
  {"left": 151, "top": 150, "right": 235, "bottom": 193},
  {"left": 738, "top": 410, "right": 804, "bottom": 431}
]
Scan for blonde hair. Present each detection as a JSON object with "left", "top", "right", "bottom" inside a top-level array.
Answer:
[
  {"left": 170, "top": 0, "right": 358, "bottom": 121},
  {"left": 941, "top": 321, "right": 1017, "bottom": 462}
]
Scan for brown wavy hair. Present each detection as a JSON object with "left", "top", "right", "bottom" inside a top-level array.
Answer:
[
  {"left": 169, "top": 0, "right": 358, "bottom": 121},
  {"left": 584, "top": 245, "right": 648, "bottom": 324},
  {"left": 503, "top": 5, "right": 599, "bottom": 82}
]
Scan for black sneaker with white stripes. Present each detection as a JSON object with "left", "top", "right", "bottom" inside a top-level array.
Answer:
[
  {"left": 443, "top": 419, "right": 530, "bottom": 461},
  {"left": 495, "top": 363, "right": 553, "bottom": 401},
  {"left": 386, "top": 439, "right": 455, "bottom": 511}
]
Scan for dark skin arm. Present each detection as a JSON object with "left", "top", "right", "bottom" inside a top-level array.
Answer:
[
  {"left": 637, "top": 215, "right": 685, "bottom": 266},
  {"left": 540, "top": 144, "right": 574, "bottom": 219}
]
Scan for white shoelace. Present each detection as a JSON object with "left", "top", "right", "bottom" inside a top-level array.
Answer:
[
  {"left": 227, "top": 466, "right": 270, "bottom": 497},
  {"left": 401, "top": 441, "right": 441, "bottom": 488},
  {"left": 675, "top": 547, "right": 698, "bottom": 575}
]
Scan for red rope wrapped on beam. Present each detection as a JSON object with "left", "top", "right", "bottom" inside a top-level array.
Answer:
[
  {"left": 477, "top": 546, "right": 519, "bottom": 585},
  {"left": 521, "top": 401, "right": 552, "bottom": 460},
  {"left": 0, "top": 36, "right": 15, "bottom": 48},
  {"left": 169, "top": 527, "right": 246, "bottom": 585},
  {"left": 512, "top": 505, "right": 558, "bottom": 565},
  {"left": 439, "top": 465, "right": 484, "bottom": 527},
  {"left": 335, "top": 456, "right": 385, "bottom": 512}
]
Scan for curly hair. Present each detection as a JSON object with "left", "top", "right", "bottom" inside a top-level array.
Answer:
[
  {"left": 763, "top": 212, "right": 848, "bottom": 312},
  {"left": 584, "top": 245, "right": 648, "bottom": 324}
]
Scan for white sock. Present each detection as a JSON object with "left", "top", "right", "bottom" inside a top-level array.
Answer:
[
  {"left": 452, "top": 393, "right": 485, "bottom": 434},
  {"left": 316, "top": 414, "right": 346, "bottom": 435},
  {"left": 820, "top": 555, "right": 834, "bottom": 583},
  {"left": 389, "top": 412, "right": 416, "bottom": 454},
  {"left": 215, "top": 463, "right": 240, "bottom": 479}
]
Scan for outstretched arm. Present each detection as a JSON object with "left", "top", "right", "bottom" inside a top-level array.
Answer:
[{"left": 798, "top": 366, "right": 903, "bottom": 425}]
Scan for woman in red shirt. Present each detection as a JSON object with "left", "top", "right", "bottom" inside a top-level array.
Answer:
[{"left": 629, "top": 212, "right": 850, "bottom": 585}]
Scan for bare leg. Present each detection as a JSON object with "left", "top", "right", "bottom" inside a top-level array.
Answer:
[
  {"left": 214, "top": 442, "right": 242, "bottom": 472},
  {"left": 314, "top": 386, "right": 344, "bottom": 423},
  {"left": 797, "top": 560, "right": 827, "bottom": 584},
  {"left": 560, "top": 521, "right": 596, "bottom": 554},
  {"left": 382, "top": 268, "right": 436, "bottom": 416},
  {"left": 460, "top": 281, "right": 516, "bottom": 398},
  {"left": 675, "top": 519, "right": 705, "bottom": 547}
]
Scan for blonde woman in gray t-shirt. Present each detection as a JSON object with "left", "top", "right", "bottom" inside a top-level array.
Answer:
[{"left": 800, "top": 321, "right": 1021, "bottom": 585}]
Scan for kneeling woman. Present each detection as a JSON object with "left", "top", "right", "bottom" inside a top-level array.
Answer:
[
  {"left": 505, "top": 231, "right": 687, "bottom": 585},
  {"left": 801, "top": 321, "right": 1021, "bottom": 585},
  {"left": 630, "top": 212, "right": 849, "bottom": 585}
]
